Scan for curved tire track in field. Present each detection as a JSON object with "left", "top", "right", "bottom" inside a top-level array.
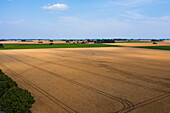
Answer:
[
  {"left": 125, "top": 93, "right": 170, "bottom": 113},
  {"left": 40, "top": 53, "right": 170, "bottom": 112},
  {"left": 1, "top": 52, "right": 135, "bottom": 113},
  {"left": 17, "top": 52, "right": 169, "bottom": 93},
  {"left": 0, "top": 63, "right": 77, "bottom": 113}
]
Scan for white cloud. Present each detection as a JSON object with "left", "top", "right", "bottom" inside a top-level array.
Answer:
[
  {"left": 43, "top": 4, "right": 69, "bottom": 10},
  {"left": 112, "top": 0, "right": 154, "bottom": 7}
]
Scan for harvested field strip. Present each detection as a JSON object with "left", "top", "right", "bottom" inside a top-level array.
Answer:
[
  {"left": 8, "top": 51, "right": 169, "bottom": 93},
  {"left": 15, "top": 52, "right": 170, "bottom": 93},
  {"left": 0, "top": 52, "right": 135, "bottom": 113},
  {"left": 0, "top": 63, "right": 77, "bottom": 113}
]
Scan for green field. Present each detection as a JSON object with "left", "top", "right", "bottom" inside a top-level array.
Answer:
[
  {"left": 134, "top": 46, "right": 170, "bottom": 50},
  {"left": 115, "top": 40, "right": 151, "bottom": 43},
  {"left": 0, "top": 44, "right": 121, "bottom": 50}
]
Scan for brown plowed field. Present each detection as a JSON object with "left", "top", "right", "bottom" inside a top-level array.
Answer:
[{"left": 0, "top": 47, "right": 169, "bottom": 113}]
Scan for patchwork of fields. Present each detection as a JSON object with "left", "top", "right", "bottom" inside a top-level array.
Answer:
[{"left": 0, "top": 47, "right": 169, "bottom": 113}]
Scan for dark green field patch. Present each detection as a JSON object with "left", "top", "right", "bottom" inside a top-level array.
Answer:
[
  {"left": 0, "top": 44, "right": 121, "bottom": 50},
  {"left": 134, "top": 46, "right": 170, "bottom": 50}
]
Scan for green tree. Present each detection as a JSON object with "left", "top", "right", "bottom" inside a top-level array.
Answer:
[
  {"left": 0, "top": 44, "right": 4, "bottom": 48},
  {"left": 0, "top": 69, "right": 4, "bottom": 75},
  {"left": 0, "top": 87, "right": 35, "bottom": 113},
  {"left": 0, "top": 74, "right": 11, "bottom": 82},
  {"left": 0, "top": 81, "right": 18, "bottom": 97}
]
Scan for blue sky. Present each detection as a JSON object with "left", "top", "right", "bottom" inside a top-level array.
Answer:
[{"left": 0, "top": 0, "right": 170, "bottom": 39}]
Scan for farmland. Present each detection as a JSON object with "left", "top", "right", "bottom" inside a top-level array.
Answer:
[
  {"left": 134, "top": 46, "right": 170, "bottom": 50},
  {"left": 0, "top": 47, "right": 169, "bottom": 113},
  {"left": 0, "top": 44, "right": 120, "bottom": 50}
]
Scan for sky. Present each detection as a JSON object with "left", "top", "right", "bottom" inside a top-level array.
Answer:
[{"left": 0, "top": 0, "right": 170, "bottom": 39}]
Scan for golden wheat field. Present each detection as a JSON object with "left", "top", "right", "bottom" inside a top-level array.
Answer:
[{"left": 0, "top": 47, "right": 169, "bottom": 113}]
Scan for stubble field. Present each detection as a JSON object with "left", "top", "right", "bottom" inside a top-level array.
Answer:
[{"left": 0, "top": 47, "right": 169, "bottom": 113}]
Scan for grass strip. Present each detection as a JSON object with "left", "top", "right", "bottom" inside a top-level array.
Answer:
[
  {"left": 0, "top": 44, "right": 121, "bottom": 50},
  {"left": 133, "top": 46, "right": 170, "bottom": 50}
]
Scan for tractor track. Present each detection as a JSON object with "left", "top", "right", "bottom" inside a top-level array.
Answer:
[
  {"left": 47, "top": 51, "right": 170, "bottom": 73},
  {"left": 45, "top": 50, "right": 170, "bottom": 69},
  {"left": 0, "top": 63, "right": 77, "bottom": 113},
  {"left": 0, "top": 52, "right": 135, "bottom": 113},
  {"left": 39, "top": 52, "right": 170, "bottom": 87},
  {"left": 14, "top": 52, "right": 169, "bottom": 93},
  {"left": 21, "top": 51, "right": 170, "bottom": 81},
  {"left": 126, "top": 93, "right": 170, "bottom": 112}
]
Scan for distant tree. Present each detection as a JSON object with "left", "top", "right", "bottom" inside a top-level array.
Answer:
[
  {"left": 21, "top": 40, "right": 26, "bottom": 42},
  {"left": 87, "top": 39, "right": 91, "bottom": 42},
  {"left": 38, "top": 41, "right": 43, "bottom": 43},
  {"left": 0, "top": 44, "right": 4, "bottom": 48},
  {"left": 96, "top": 39, "right": 101, "bottom": 43},
  {"left": 153, "top": 42, "right": 157, "bottom": 44},
  {"left": 94, "top": 41, "right": 97, "bottom": 43},
  {"left": 49, "top": 43, "right": 53, "bottom": 45},
  {"left": 81, "top": 41, "right": 85, "bottom": 44},
  {"left": 66, "top": 40, "right": 70, "bottom": 43},
  {"left": 151, "top": 39, "right": 159, "bottom": 42},
  {"left": 49, "top": 40, "right": 53, "bottom": 42},
  {"left": 0, "top": 87, "right": 35, "bottom": 113}
]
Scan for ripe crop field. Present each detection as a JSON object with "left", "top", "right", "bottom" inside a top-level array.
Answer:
[{"left": 0, "top": 47, "right": 169, "bottom": 113}]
